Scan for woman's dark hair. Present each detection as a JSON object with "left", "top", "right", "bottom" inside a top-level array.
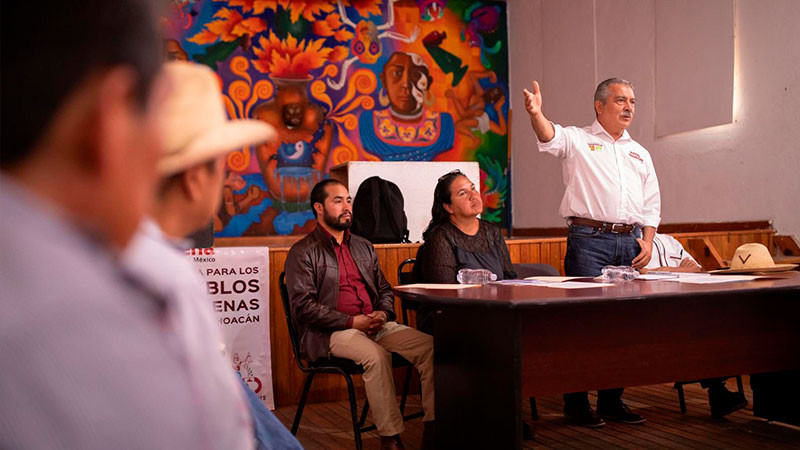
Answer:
[{"left": 422, "top": 170, "right": 465, "bottom": 241}]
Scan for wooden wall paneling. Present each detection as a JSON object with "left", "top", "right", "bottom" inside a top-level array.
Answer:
[
  {"left": 268, "top": 250, "right": 292, "bottom": 405},
  {"left": 520, "top": 240, "right": 531, "bottom": 264},
  {"left": 531, "top": 242, "right": 542, "bottom": 265},
  {"left": 541, "top": 240, "right": 551, "bottom": 269},
  {"left": 547, "top": 242, "right": 562, "bottom": 273},
  {"left": 507, "top": 240, "right": 521, "bottom": 264},
  {"left": 386, "top": 248, "right": 399, "bottom": 285}
]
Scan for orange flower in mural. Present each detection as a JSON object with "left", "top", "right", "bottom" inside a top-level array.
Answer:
[
  {"left": 188, "top": 7, "right": 266, "bottom": 44},
  {"left": 328, "top": 46, "right": 350, "bottom": 62},
  {"left": 252, "top": 31, "right": 347, "bottom": 78},
  {"left": 334, "top": 28, "right": 354, "bottom": 42},
  {"left": 276, "top": 0, "right": 336, "bottom": 23},
  {"left": 344, "top": 0, "right": 383, "bottom": 18},
  {"left": 312, "top": 13, "right": 355, "bottom": 43},
  {"left": 482, "top": 191, "right": 501, "bottom": 209},
  {"left": 220, "top": 0, "right": 277, "bottom": 15},
  {"left": 209, "top": 0, "right": 335, "bottom": 22}
]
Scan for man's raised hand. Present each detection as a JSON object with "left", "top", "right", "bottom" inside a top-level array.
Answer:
[{"left": 523, "top": 80, "right": 543, "bottom": 118}]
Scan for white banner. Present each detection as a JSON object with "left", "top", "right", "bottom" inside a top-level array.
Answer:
[{"left": 187, "top": 246, "right": 274, "bottom": 409}]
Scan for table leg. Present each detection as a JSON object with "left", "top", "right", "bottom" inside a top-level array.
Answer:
[{"left": 431, "top": 305, "right": 522, "bottom": 449}]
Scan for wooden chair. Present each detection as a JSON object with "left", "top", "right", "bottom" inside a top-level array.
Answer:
[
  {"left": 513, "top": 263, "right": 560, "bottom": 278},
  {"left": 686, "top": 237, "right": 726, "bottom": 270},
  {"left": 397, "top": 258, "right": 419, "bottom": 326},
  {"left": 279, "top": 272, "right": 422, "bottom": 450},
  {"left": 774, "top": 235, "right": 800, "bottom": 256}
]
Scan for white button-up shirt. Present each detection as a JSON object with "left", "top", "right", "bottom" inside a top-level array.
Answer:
[
  {"left": 538, "top": 120, "right": 661, "bottom": 228},
  {"left": 645, "top": 233, "right": 700, "bottom": 270},
  {"left": 1, "top": 178, "right": 207, "bottom": 449},
  {"left": 123, "top": 219, "right": 254, "bottom": 450}
]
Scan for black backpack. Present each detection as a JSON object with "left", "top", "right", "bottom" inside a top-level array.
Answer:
[{"left": 351, "top": 176, "right": 410, "bottom": 244}]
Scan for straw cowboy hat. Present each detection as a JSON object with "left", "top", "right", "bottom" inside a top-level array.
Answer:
[
  {"left": 710, "top": 243, "right": 798, "bottom": 274},
  {"left": 158, "top": 61, "right": 276, "bottom": 175}
]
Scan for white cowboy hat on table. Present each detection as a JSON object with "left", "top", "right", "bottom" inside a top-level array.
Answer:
[
  {"left": 158, "top": 61, "right": 276, "bottom": 175},
  {"left": 709, "top": 243, "right": 798, "bottom": 274}
]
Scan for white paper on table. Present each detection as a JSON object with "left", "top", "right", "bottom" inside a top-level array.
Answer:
[
  {"left": 395, "top": 283, "right": 480, "bottom": 289},
  {"left": 649, "top": 271, "right": 710, "bottom": 277},
  {"left": 544, "top": 281, "right": 616, "bottom": 289},
  {"left": 524, "top": 276, "right": 586, "bottom": 282},
  {"left": 490, "top": 279, "right": 547, "bottom": 286},
  {"left": 638, "top": 273, "right": 679, "bottom": 281},
  {"left": 670, "top": 275, "right": 764, "bottom": 284},
  {"left": 661, "top": 272, "right": 714, "bottom": 281}
]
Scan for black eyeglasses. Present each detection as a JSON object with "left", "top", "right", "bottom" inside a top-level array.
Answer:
[{"left": 438, "top": 169, "right": 464, "bottom": 182}]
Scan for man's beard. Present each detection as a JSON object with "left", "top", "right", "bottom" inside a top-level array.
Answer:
[{"left": 323, "top": 211, "right": 352, "bottom": 231}]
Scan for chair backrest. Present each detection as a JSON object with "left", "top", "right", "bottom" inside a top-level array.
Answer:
[
  {"left": 278, "top": 271, "right": 309, "bottom": 370},
  {"left": 397, "top": 258, "right": 417, "bottom": 286},
  {"left": 686, "top": 237, "right": 724, "bottom": 270},
  {"left": 396, "top": 259, "right": 417, "bottom": 326},
  {"left": 512, "top": 263, "right": 560, "bottom": 278}
]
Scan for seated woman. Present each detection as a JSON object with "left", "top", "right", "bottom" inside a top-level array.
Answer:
[
  {"left": 414, "top": 170, "right": 536, "bottom": 440},
  {"left": 417, "top": 169, "right": 516, "bottom": 283}
]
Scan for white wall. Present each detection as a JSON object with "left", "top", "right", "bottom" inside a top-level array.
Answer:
[
  {"left": 342, "top": 161, "right": 480, "bottom": 243},
  {"left": 509, "top": 0, "right": 800, "bottom": 237}
]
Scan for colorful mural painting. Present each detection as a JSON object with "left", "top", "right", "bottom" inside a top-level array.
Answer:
[{"left": 162, "top": 0, "right": 510, "bottom": 237}]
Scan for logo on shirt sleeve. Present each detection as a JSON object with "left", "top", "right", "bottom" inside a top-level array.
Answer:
[
  {"left": 628, "top": 151, "right": 643, "bottom": 162},
  {"left": 588, "top": 143, "right": 603, "bottom": 152}
]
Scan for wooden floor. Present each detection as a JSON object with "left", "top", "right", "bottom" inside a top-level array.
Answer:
[{"left": 272, "top": 377, "right": 800, "bottom": 449}]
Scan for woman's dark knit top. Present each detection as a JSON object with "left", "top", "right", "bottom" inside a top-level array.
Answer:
[{"left": 418, "top": 220, "right": 516, "bottom": 283}]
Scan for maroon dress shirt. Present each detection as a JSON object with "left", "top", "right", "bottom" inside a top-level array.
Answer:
[{"left": 319, "top": 226, "right": 373, "bottom": 328}]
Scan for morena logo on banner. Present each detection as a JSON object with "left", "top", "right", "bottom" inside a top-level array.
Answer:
[{"left": 186, "top": 248, "right": 215, "bottom": 256}]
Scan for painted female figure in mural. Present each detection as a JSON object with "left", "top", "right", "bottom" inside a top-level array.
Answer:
[
  {"left": 326, "top": 0, "right": 418, "bottom": 90},
  {"left": 359, "top": 51, "right": 455, "bottom": 161}
]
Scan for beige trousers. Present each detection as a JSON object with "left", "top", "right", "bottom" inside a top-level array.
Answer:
[{"left": 329, "top": 321, "right": 434, "bottom": 436}]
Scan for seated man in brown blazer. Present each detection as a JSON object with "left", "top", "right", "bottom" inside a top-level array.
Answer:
[{"left": 284, "top": 179, "right": 435, "bottom": 450}]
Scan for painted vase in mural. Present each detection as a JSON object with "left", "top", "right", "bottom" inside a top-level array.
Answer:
[{"left": 254, "top": 76, "right": 332, "bottom": 213}]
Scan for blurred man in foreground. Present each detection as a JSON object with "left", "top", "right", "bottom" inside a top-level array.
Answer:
[{"left": 0, "top": 1, "right": 212, "bottom": 448}]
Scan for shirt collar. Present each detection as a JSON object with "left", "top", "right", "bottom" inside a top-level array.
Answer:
[
  {"left": 139, "top": 217, "right": 192, "bottom": 251},
  {"left": 317, "top": 224, "right": 350, "bottom": 246},
  {"left": 591, "top": 120, "right": 631, "bottom": 142}
]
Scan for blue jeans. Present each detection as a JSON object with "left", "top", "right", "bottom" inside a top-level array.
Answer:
[
  {"left": 237, "top": 375, "right": 303, "bottom": 450},
  {"left": 563, "top": 224, "right": 641, "bottom": 409},
  {"left": 564, "top": 225, "right": 642, "bottom": 277}
]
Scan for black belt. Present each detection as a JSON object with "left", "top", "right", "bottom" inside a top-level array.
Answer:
[{"left": 568, "top": 217, "right": 635, "bottom": 234}]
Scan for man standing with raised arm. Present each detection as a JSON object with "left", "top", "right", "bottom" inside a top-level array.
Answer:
[{"left": 523, "top": 78, "right": 661, "bottom": 428}]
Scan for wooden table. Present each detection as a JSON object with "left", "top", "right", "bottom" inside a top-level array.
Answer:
[{"left": 394, "top": 273, "right": 800, "bottom": 449}]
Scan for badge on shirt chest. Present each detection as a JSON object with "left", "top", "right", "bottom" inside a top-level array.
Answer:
[
  {"left": 628, "top": 151, "right": 643, "bottom": 162},
  {"left": 587, "top": 143, "right": 603, "bottom": 152}
]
